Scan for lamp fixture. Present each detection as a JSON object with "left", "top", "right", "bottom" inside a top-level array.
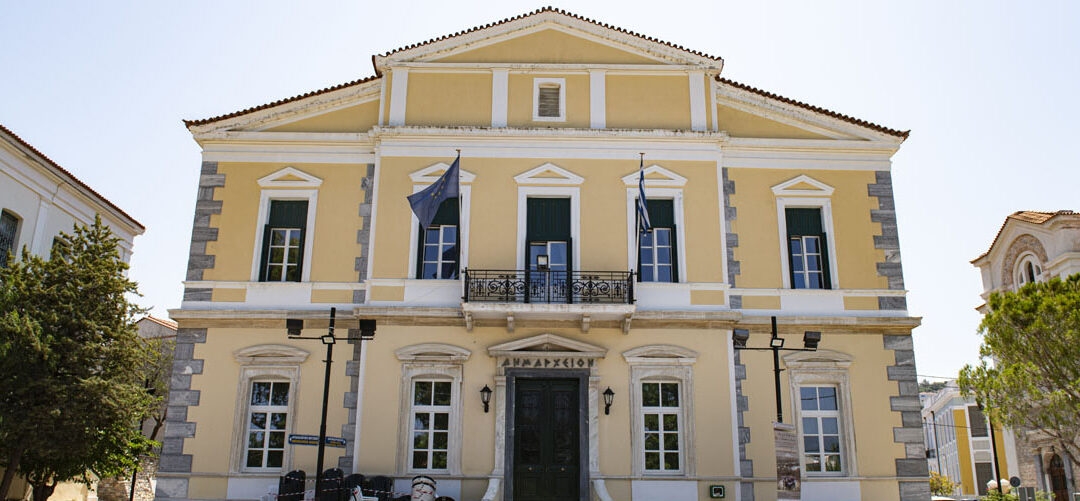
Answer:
[
  {"left": 536, "top": 254, "right": 549, "bottom": 270},
  {"left": 320, "top": 334, "right": 336, "bottom": 345},
  {"left": 803, "top": 331, "right": 821, "bottom": 350},
  {"left": 603, "top": 387, "right": 615, "bottom": 415},
  {"left": 286, "top": 319, "right": 304, "bottom": 336},
  {"left": 732, "top": 329, "right": 749, "bottom": 348},
  {"left": 769, "top": 336, "right": 785, "bottom": 349},
  {"left": 480, "top": 385, "right": 492, "bottom": 413}
]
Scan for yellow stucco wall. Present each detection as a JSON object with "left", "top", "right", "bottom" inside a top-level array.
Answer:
[
  {"left": 606, "top": 74, "right": 691, "bottom": 129},
  {"left": 507, "top": 73, "right": 590, "bottom": 128},
  {"left": 433, "top": 28, "right": 664, "bottom": 65},
  {"left": 405, "top": 72, "right": 492, "bottom": 127},
  {"left": 265, "top": 99, "right": 380, "bottom": 133},
  {"left": 203, "top": 162, "right": 368, "bottom": 283},
  {"left": 955, "top": 408, "right": 974, "bottom": 494},
  {"left": 716, "top": 104, "right": 831, "bottom": 139},
  {"left": 184, "top": 327, "right": 351, "bottom": 478},
  {"left": 371, "top": 157, "right": 722, "bottom": 282},
  {"left": 726, "top": 168, "right": 886, "bottom": 290}
]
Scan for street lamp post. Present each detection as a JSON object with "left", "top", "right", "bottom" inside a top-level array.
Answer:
[
  {"left": 732, "top": 316, "right": 821, "bottom": 423},
  {"left": 977, "top": 401, "right": 1004, "bottom": 494},
  {"left": 287, "top": 307, "right": 376, "bottom": 500}
]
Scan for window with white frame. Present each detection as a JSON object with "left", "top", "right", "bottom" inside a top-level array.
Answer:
[
  {"left": 641, "top": 381, "right": 683, "bottom": 472},
  {"left": 416, "top": 198, "right": 459, "bottom": 280},
  {"left": 624, "top": 345, "right": 697, "bottom": 477},
  {"left": 799, "top": 386, "right": 844, "bottom": 473},
  {"left": 785, "top": 208, "right": 831, "bottom": 289},
  {"left": 638, "top": 199, "right": 677, "bottom": 283},
  {"left": 409, "top": 380, "right": 452, "bottom": 471},
  {"left": 259, "top": 200, "right": 308, "bottom": 282},
  {"left": 1015, "top": 255, "right": 1042, "bottom": 287},
  {"left": 244, "top": 381, "right": 290, "bottom": 470},
  {"left": 0, "top": 210, "right": 20, "bottom": 266},
  {"left": 533, "top": 78, "right": 565, "bottom": 121}
]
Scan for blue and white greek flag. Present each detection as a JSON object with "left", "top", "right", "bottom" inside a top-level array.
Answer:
[{"left": 636, "top": 157, "right": 652, "bottom": 233}]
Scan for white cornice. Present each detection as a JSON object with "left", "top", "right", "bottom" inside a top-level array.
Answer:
[
  {"left": 375, "top": 14, "right": 723, "bottom": 71},
  {"left": 715, "top": 84, "right": 902, "bottom": 143},
  {"left": 187, "top": 78, "right": 382, "bottom": 136}
]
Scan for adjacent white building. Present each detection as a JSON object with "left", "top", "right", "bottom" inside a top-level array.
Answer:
[{"left": 0, "top": 123, "right": 143, "bottom": 263}]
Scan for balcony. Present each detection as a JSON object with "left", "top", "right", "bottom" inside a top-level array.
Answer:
[
  {"left": 461, "top": 269, "right": 636, "bottom": 332},
  {"left": 464, "top": 269, "right": 633, "bottom": 304}
]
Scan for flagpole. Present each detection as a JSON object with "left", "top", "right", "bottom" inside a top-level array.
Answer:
[
  {"left": 635, "top": 152, "right": 644, "bottom": 283},
  {"left": 456, "top": 149, "right": 464, "bottom": 288}
]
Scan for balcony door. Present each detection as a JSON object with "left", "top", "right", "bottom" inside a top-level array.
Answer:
[{"left": 526, "top": 198, "right": 571, "bottom": 303}]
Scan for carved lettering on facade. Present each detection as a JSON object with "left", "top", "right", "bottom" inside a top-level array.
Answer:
[{"left": 498, "top": 357, "right": 596, "bottom": 369}]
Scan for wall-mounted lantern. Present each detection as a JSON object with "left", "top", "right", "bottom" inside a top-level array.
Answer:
[
  {"left": 603, "top": 387, "right": 615, "bottom": 415},
  {"left": 480, "top": 385, "right": 493, "bottom": 413}
]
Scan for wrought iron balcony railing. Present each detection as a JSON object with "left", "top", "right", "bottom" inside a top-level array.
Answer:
[{"left": 463, "top": 269, "right": 634, "bottom": 304}]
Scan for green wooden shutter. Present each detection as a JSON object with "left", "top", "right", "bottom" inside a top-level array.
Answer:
[
  {"left": 818, "top": 231, "right": 832, "bottom": 289},
  {"left": 785, "top": 208, "right": 823, "bottom": 236},
  {"left": 259, "top": 224, "right": 272, "bottom": 281},
  {"left": 526, "top": 198, "right": 571, "bottom": 241}
]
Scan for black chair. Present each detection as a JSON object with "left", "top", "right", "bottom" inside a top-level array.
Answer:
[
  {"left": 318, "top": 468, "right": 345, "bottom": 501},
  {"left": 343, "top": 474, "right": 364, "bottom": 500},
  {"left": 364, "top": 475, "right": 394, "bottom": 501},
  {"left": 278, "top": 470, "right": 306, "bottom": 501}
]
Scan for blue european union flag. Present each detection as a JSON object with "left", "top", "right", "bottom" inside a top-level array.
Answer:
[{"left": 407, "top": 153, "right": 460, "bottom": 229}]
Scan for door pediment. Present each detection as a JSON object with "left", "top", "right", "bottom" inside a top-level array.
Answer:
[{"left": 488, "top": 333, "right": 606, "bottom": 359}]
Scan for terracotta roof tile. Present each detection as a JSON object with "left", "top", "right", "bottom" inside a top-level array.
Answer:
[
  {"left": 183, "top": 74, "right": 381, "bottom": 128},
  {"left": 717, "top": 77, "right": 909, "bottom": 139},
  {"left": 0, "top": 123, "right": 144, "bottom": 230},
  {"left": 376, "top": 6, "right": 723, "bottom": 65},
  {"left": 143, "top": 315, "right": 178, "bottom": 330},
  {"left": 973, "top": 210, "right": 1078, "bottom": 262}
]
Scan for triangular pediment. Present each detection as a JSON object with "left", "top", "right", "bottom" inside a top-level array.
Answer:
[
  {"left": 771, "top": 175, "right": 834, "bottom": 196},
  {"left": 621, "top": 165, "right": 687, "bottom": 187},
  {"left": 375, "top": 9, "right": 723, "bottom": 70},
  {"left": 258, "top": 166, "right": 322, "bottom": 188},
  {"left": 488, "top": 333, "right": 607, "bottom": 358},
  {"left": 410, "top": 162, "right": 477, "bottom": 184},
  {"left": 515, "top": 163, "right": 583, "bottom": 185}
]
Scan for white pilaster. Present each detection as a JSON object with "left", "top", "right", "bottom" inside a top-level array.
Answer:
[
  {"left": 689, "top": 70, "right": 706, "bottom": 131},
  {"left": 491, "top": 69, "right": 509, "bottom": 127},
  {"left": 589, "top": 70, "right": 606, "bottom": 129},
  {"left": 29, "top": 199, "right": 51, "bottom": 255},
  {"left": 388, "top": 67, "right": 409, "bottom": 126}
]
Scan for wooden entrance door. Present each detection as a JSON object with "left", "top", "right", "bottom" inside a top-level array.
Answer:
[
  {"left": 1049, "top": 454, "right": 1069, "bottom": 501},
  {"left": 513, "top": 378, "right": 580, "bottom": 501}
]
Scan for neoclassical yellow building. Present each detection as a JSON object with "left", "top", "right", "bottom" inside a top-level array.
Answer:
[{"left": 162, "top": 8, "right": 927, "bottom": 501}]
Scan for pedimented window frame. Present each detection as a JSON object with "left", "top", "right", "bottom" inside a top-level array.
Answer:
[
  {"left": 258, "top": 167, "right": 324, "bottom": 189},
  {"left": 228, "top": 344, "right": 308, "bottom": 474},
  {"left": 621, "top": 165, "right": 687, "bottom": 188},
  {"left": 394, "top": 343, "right": 471, "bottom": 476},
  {"left": 783, "top": 349, "right": 859, "bottom": 477},
  {"left": 771, "top": 174, "right": 834, "bottom": 197},
  {"left": 514, "top": 162, "right": 584, "bottom": 185},
  {"left": 408, "top": 163, "right": 476, "bottom": 278},
  {"left": 623, "top": 344, "right": 698, "bottom": 477}
]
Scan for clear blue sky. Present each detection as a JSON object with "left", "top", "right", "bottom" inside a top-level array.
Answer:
[{"left": 2, "top": 1, "right": 1078, "bottom": 380}]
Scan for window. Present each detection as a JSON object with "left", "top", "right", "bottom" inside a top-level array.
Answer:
[
  {"left": 1016, "top": 255, "right": 1042, "bottom": 286},
  {"left": 641, "top": 382, "right": 683, "bottom": 472},
  {"left": 533, "top": 78, "right": 565, "bottom": 121},
  {"left": 409, "top": 380, "right": 452, "bottom": 471},
  {"left": 259, "top": 200, "right": 308, "bottom": 282},
  {"left": 786, "top": 208, "right": 831, "bottom": 289},
  {"left": 799, "top": 386, "right": 844, "bottom": 473},
  {"left": 967, "top": 405, "right": 988, "bottom": 437},
  {"left": 0, "top": 210, "right": 19, "bottom": 266},
  {"left": 244, "top": 381, "right": 289, "bottom": 470},
  {"left": 638, "top": 199, "right": 677, "bottom": 283},
  {"left": 415, "top": 198, "right": 459, "bottom": 279}
]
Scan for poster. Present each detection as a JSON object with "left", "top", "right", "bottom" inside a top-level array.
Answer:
[{"left": 774, "top": 422, "right": 801, "bottom": 500}]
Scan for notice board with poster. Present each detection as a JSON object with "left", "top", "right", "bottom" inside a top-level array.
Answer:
[{"left": 774, "top": 422, "right": 801, "bottom": 500}]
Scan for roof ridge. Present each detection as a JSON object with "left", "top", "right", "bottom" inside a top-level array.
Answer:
[
  {"left": 717, "top": 77, "right": 909, "bottom": 139},
  {"left": 972, "top": 210, "right": 1080, "bottom": 262},
  {"left": 0, "top": 123, "right": 144, "bottom": 230},
  {"left": 376, "top": 6, "right": 723, "bottom": 63}
]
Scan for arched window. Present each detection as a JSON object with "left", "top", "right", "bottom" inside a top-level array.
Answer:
[
  {"left": 0, "top": 210, "right": 21, "bottom": 266},
  {"left": 1015, "top": 254, "right": 1042, "bottom": 287}
]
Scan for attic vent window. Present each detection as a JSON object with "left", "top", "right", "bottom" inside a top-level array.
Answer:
[{"left": 533, "top": 78, "right": 566, "bottom": 122}]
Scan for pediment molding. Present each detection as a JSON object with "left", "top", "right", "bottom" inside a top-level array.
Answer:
[
  {"left": 621, "top": 165, "right": 687, "bottom": 187},
  {"left": 488, "top": 333, "right": 606, "bottom": 358},
  {"left": 771, "top": 174, "right": 834, "bottom": 196},
  {"left": 622, "top": 344, "right": 698, "bottom": 365},
  {"left": 395, "top": 343, "right": 472, "bottom": 362},
  {"left": 514, "top": 162, "right": 584, "bottom": 185},
  {"left": 783, "top": 349, "right": 853, "bottom": 369},
  {"left": 375, "top": 11, "right": 724, "bottom": 70},
  {"left": 258, "top": 166, "right": 323, "bottom": 188},
  {"left": 409, "top": 162, "right": 477, "bottom": 184},
  {"left": 234, "top": 344, "right": 310, "bottom": 365}
]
